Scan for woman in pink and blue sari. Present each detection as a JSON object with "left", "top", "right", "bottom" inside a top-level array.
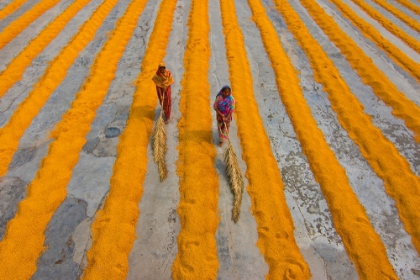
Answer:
[{"left": 214, "top": 85, "right": 235, "bottom": 147}]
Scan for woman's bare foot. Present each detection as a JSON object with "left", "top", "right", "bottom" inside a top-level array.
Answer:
[{"left": 218, "top": 141, "right": 223, "bottom": 147}]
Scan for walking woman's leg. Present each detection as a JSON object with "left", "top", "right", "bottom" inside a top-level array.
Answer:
[
  {"left": 165, "top": 86, "right": 172, "bottom": 121},
  {"left": 156, "top": 86, "right": 163, "bottom": 104},
  {"left": 218, "top": 119, "right": 229, "bottom": 146},
  {"left": 217, "top": 118, "right": 223, "bottom": 146}
]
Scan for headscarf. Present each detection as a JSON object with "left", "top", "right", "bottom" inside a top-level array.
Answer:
[
  {"left": 152, "top": 62, "right": 174, "bottom": 88},
  {"left": 217, "top": 85, "right": 231, "bottom": 97}
]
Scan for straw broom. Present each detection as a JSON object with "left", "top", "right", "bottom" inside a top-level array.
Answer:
[
  {"left": 223, "top": 122, "right": 244, "bottom": 223},
  {"left": 152, "top": 93, "right": 168, "bottom": 181}
]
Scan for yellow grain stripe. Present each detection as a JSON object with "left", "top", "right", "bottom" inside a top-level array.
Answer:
[
  {"left": 299, "top": 0, "right": 420, "bottom": 143},
  {"left": 328, "top": 0, "right": 420, "bottom": 82},
  {"left": 393, "top": 0, "right": 420, "bottom": 16},
  {"left": 0, "top": 0, "right": 118, "bottom": 177},
  {"left": 171, "top": 0, "right": 219, "bottom": 279},
  {"left": 219, "top": 0, "right": 311, "bottom": 278},
  {"left": 349, "top": 0, "right": 420, "bottom": 53},
  {"left": 277, "top": 0, "right": 420, "bottom": 262},
  {"left": 248, "top": 0, "right": 398, "bottom": 278},
  {"left": 0, "top": 0, "right": 27, "bottom": 20},
  {"left": 82, "top": 0, "right": 178, "bottom": 278},
  {"left": 371, "top": 0, "right": 420, "bottom": 34},
  {"left": 0, "top": 0, "right": 91, "bottom": 98},
  {"left": 0, "top": 0, "right": 60, "bottom": 50},
  {"left": 0, "top": 0, "right": 148, "bottom": 278}
]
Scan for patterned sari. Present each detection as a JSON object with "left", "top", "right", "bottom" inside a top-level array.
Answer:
[{"left": 213, "top": 86, "right": 235, "bottom": 143}]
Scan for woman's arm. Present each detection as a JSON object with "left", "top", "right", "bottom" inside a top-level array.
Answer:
[
  {"left": 226, "top": 98, "right": 235, "bottom": 120},
  {"left": 213, "top": 98, "right": 222, "bottom": 115},
  {"left": 215, "top": 108, "right": 225, "bottom": 119},
  {"left": 226, "top": 109, "right": 234, "bottom": 120}
]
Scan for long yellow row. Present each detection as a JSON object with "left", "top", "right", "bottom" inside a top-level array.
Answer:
[
  {"left": 82, "top": 0, "right": 178, "bottom": 278},
  {"left": 0, "top": 0, "right": 118, "bottom": 177},
  {"left": 349, "top": 0, "right": 420, "bottom": 54},
  {"left": 329, "top": 0, "right": 420, "bottom": 83},
  {"left": 0, "top": 0, "right": 91, "bottom": 98},
  {"left": 0, "top": 0, "right": 148, "bottom": 278},
  {"left": 371, "top": 0, "right": 420, "bottom": 34},
  {"left": 276, "top": 0, "right": 420, "bottom": 260},
  {"left": 298, "top": 0, "right": 420, "bottom": 142},
  {"left": 0, "top": 0, "right": 27, "bottom": 20},
  {"left": 248, "top": 0, "right": 397, "bottom": 278},
  {"left": 0, "top": 0, "right": 60, "bottom": 50},
  {"left": 219, "top": 0, "right": 311, "bottom": 278},
  {"left": 171, "top": 0, "right": 220, "bottom": 278},
  {"left": 394, "top": 0, "right": 420, "bottom": 16}
]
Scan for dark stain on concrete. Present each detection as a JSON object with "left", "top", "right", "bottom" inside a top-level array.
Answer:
[
  {"left": 9, "top": 147, "right": 37, "bottom": 170},
  {"left": 82, "top": 137, "right": 100, "bottom": 154},
  {"left": 32, "top": 197, "right": 87, "bottom": 280},
  {"left": 104, "top": 127, "right": 121, "bottom": 138},
  {"left": 412, "top": 268, "right": 420, "bottom": 277},
  {"left": 0, "top": 177, "right": 27, "bottom": 240}
]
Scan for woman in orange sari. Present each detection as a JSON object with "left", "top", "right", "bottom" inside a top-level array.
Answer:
[{"left": 152, "top": 62, "right": 174, "bottom": 124}]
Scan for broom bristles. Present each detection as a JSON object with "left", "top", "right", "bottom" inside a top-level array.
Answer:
[
  {"left": 224, "top": 141, "right": 244, "bottom": 223},
  {"left": 152, "top": 112, "right": 168, "bottom": 181}
]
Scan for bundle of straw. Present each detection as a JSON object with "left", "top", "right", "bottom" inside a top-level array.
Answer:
[
  {"left": 152, "top": 97, "right": 168, "bottom": 181},
  {"left": 223, "top": 123, "right": 244, "bottom": 223}
]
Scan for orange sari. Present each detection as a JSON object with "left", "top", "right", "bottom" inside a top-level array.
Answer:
[{"left": 152, "top": 68, "right": 174, "bottom": 120}]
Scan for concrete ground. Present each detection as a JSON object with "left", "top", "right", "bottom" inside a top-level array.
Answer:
[{"left": 0, "top": 0, "right": 419, "bottom": 279}]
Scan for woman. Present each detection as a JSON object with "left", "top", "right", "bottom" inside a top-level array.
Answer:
[
  {"left": 214, "top": 85, "right": 235, "bottom": 147},
  {"left": 152, "top": 62, "right": 174, "bottom": 124}
]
